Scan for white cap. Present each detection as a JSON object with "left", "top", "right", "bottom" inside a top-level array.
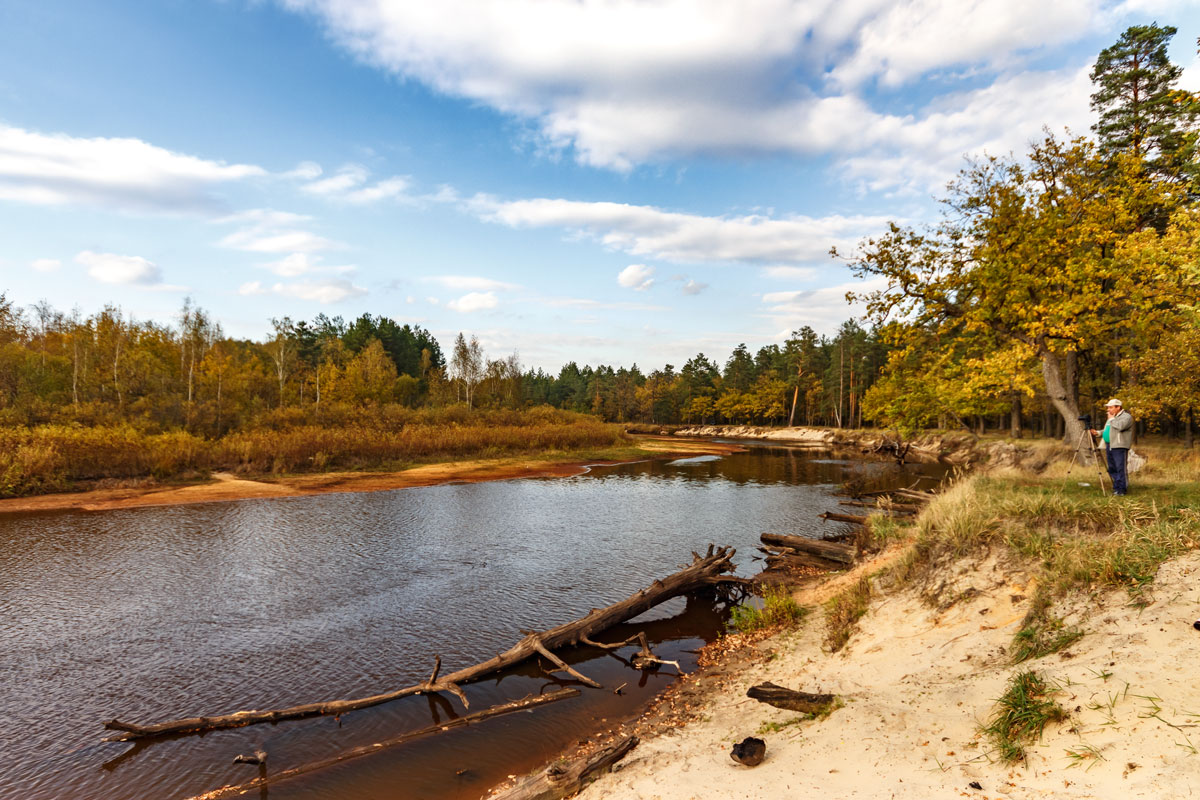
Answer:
[{"left": 1105, "top": 398, "right": 1122, "bottom": 407}]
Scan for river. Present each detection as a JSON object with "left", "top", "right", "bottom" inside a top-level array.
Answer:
[{"left": 0, "top": 442, "right": 945, "bottom": 800}]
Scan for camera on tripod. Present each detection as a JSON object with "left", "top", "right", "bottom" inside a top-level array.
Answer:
[{"left": 1077, "top": 413, "right": 1093, "bottom": 428}]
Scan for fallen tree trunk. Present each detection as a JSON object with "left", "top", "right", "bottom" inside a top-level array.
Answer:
[
  {"left": 818, "top": 511, "right": 869, "bottom": 525},
  {"left": 489, "top": 735, "right": 638, "bottom": 800},
  {"left": 760, "top": 533, "right": 854, "bottom": 565},
  {"left": 760, "top": 548, "right": 845, "bottom": 572},
  {"left": 105, "top": 546, "right": 745, "bottom": 741},
  {"left": 838, "top": 500, "right": 920, "bottom": 514},
  {"left": 747, "top": 682, "right": 837, "bottom": 714},
  {"left": 187, "top": 689, "right": 580, "bottom": 800}
]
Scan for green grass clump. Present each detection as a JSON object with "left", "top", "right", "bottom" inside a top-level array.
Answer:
[
  {"left": 824, "top": 575, "right": 872, "bottom": 652},
  {"left": 982, "top": 670, "right": 1068, "bottom": 763},
  {"left": 730, "top": 586, "right": 807, "bottom": 633},
  {"left": 1011, "top": 592, "right": 1084, "bottom": 663}
]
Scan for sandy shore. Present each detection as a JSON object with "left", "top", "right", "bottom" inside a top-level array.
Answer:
[
  {"left": 574, "top": 545, "right": 1200, "bottom": 800},
  {"left": 0, "top": 437, "right": 744, "bottom": 515}
]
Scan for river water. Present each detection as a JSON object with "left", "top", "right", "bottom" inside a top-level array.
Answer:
[{"left": 0, "top": 443, "right": 944, "bottom": 800}]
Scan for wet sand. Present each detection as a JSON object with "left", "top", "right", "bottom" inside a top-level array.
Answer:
[{"left": 0, "top": 436, "right": 745, "bottom": 515}]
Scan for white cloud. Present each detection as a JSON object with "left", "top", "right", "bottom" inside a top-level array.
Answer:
[
  {"left": 473, "top": 194, "right": 888, "bottom": 265},
  {"left": 241, "top": 270, "right": 366, "bottom": 303},
  {"left": 760, "top": 275, "right": 890, "bottom": 334},
  {"left": 0, "top": 124, "right": 263, "bottom": 212},
  {"left": 447, "top": 291, "right": 499, "bottom": 312},
  {"left": 425, "top": 274, "right": 520, "bottom": 291},
  {"left": 831, "top": 0, "right": 1099, "bottom": 88},
  {"left": 762, "top": 265, "right": 817, "bottom": 280},
  {"left": 280, "top": 0, "right": 1117, "bottom": 172},
  {"left": 838, "top": 66, "right": 1095, "bottom": 194},
  {"left": 261, "top": 252, "right": 357, "bottom": 277},
  {"left": 537, "top": 296, "right": 670, "bottom": 312},
  {"left": 617, "top": 263, "right": 655, "bottom": 290},
  {"left": 681, "top": 279, "right": 708, "bottom": 295},
  {"left": 216, "top": 208, "right": 342, "bottom": 253},
  {"left": 272, "top": 278, "right": 367, "bottom": 303},
  {"left": 300, "top": 163, "right": 411, "bottom": 204},
  {"left": 75, "top": 250, "right": 163, "bottom": 285},
  {"left": 30, "top": 258, "right": 60, "bottom": 273},
  {"left": 283, "top": 161, "right": 323, "bottom": 180}
]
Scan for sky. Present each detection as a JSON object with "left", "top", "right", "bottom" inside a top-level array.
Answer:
[{"left": 1, "top": 0, "right": 1198, "bottom": 372}]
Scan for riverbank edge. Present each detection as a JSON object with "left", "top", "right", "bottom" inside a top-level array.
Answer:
[
  {"left": 0, "top": 436, "right": 746, "bottom": 515},
  {"left": 497, "top": 451, "right": 1200, "bottom": 800}
]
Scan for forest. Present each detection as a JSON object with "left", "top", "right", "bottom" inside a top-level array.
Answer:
[{"left": 1, "top": 23, "right": 1199, "bottom": 496}]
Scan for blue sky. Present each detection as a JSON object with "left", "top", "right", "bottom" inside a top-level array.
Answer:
[{"left": 1, "top": 0, "right": 1198, "bottom": 371}]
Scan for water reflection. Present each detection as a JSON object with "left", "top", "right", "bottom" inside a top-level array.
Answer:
[{"left": 0, "top": 443, "right": 943, "bottom": 800}]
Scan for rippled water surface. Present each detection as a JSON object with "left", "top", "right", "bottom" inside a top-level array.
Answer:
[{"left": 0, "top": 444, "right": 944, "bottom": 800}]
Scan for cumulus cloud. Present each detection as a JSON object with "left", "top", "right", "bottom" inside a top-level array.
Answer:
[
  {"left": 617, "top": 263, "right": 655, "bottom": 290},
  {"left": 473, "top": 194, "right": 888, "bottom": 265},
  {"left": 447, "top": 291, "right": 500, "bottom": 312},
  {"left": 75, "top": 250, "right": 163, "bottom": 285},
  {"left": 300, "top": 163, "right": 412, "bottom": 204},
  {"left": 30, "top": 258, "right": 61, "bottom": 273},
  {"left": 279, "top": 0, "right": 1117, "bottom": 175},
  {"left": 680, "top": 279, "right": 708, "bottom": 295},
  {"left": 0, "top": 124, "right": 263, "bottom": 212},
  {"left": 216, "top": 208, "right": 343, "bottom": 253}
]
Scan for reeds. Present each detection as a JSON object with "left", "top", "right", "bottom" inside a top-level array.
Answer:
[{"left": 0, "top": 406, "right": 626, "bottom": 497}]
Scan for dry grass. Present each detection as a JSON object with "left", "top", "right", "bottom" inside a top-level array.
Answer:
[
  {"left": 824, "top": 574, "right": 873, "bottom": 652},
  {"left": 893, "top": 444, "right": 1200, "bottom": 660},
  {"left": 0, "top": 406, "right": 626, "bottom": 497}
]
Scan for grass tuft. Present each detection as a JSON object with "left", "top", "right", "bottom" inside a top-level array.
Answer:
[
  {"left": 824, "top": 575, "right": 872, "bottom": 652},
  {"left": 1011, "top": 591, "right": 1085, "bottom": 663},
  {"left": 982, "top": 670, "right": 1068, "bottom": 764},
  {"left": 730, "top": 586, "right": 807, "bottom": 634}
]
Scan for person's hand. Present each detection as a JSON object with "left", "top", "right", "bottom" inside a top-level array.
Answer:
[{"left": 1089, "top": 429, "right": 1099, "bottom": 436}]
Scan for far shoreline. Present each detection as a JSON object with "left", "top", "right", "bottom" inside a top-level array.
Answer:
[{"left": 0, "top": 436, "right": 746, "bottom": 515}]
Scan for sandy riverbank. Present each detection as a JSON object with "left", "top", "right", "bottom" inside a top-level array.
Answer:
[
  {"left": 570, "top": 533, "right": 1200, "bottom": 800},
  {"left": 0, "top": 436, "right": 744, "bottom": 515}
]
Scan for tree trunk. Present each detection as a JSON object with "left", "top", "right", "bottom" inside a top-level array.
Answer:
[
  {"left": 1040, "top": 345, "right": 1090, "bottom": 461},
  {"left": 187, "top": 690, "right": 581, "bottom": 800},
  {"left": 760, "top": 532, "right": 855, "bottom": 565},
  {"left": 104, "top": 547, "right": 746, "bottom": 741},
  {"left": 489, "top": 736, "right": 638, "bottom": 800},
  {"left": 1187, "top": 407, "right": 1194, "bottom": 449},
  {"left": 1010, "top": 391, "right": 1022, "bottom": 439}
]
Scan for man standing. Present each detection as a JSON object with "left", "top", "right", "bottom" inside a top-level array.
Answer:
[{"left": 1091, "top": 399, "right": 1134, "bottom": 496}]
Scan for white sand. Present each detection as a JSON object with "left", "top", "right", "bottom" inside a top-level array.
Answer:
[{"left": 580, "top": 550, "right": 1200, "bottom": 800}]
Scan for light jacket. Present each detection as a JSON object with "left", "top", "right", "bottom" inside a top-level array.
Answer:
[{"left": 1105, "top": 409, "right": 1133, "bottom": 449}]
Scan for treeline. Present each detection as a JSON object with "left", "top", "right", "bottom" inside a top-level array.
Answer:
[
  {"left": 522, "top": 322, "right": 888, "bottom": 427},
  {"left": 0, "top": 293, "right": 890, "bottom": 430}
]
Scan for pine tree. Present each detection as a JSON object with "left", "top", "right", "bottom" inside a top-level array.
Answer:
[{"left": 1090, "top": 24, "right": 1198, "bottom": 185}]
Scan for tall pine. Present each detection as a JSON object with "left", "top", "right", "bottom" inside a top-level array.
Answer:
[{"left": 1090, "top": 23, "right": 1198, "bottom": 188}]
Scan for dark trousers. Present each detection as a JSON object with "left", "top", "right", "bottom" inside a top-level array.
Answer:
[{"left": 1106, "top": 446, "right": 1128, "bottom": 495}]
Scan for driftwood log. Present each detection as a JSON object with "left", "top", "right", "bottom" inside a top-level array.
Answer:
[
  {"left": 818, "top": 511, "right": 869, "bottom": 525},
  {"left": 747, "top": 682, "right": 838, "bottom": 714},
  {"left": 838, "top": 499, "right": 920, "bottom": 514},
  {"left": 760, "top": 533, "right": 854, "bottom": 565},
  {"left": 186, "top": 689, "right": 580, "bottom": 800},
  {"left": 105, "top": 546, "right": 746, "bottom": 741},
  {"left": 489, "top": 735, "right": 638, "bottom": 800}
]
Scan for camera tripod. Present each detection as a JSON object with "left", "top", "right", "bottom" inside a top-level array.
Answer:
[{"left": 1066, "top": 426, "right": 1109, "bottom": 495}]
